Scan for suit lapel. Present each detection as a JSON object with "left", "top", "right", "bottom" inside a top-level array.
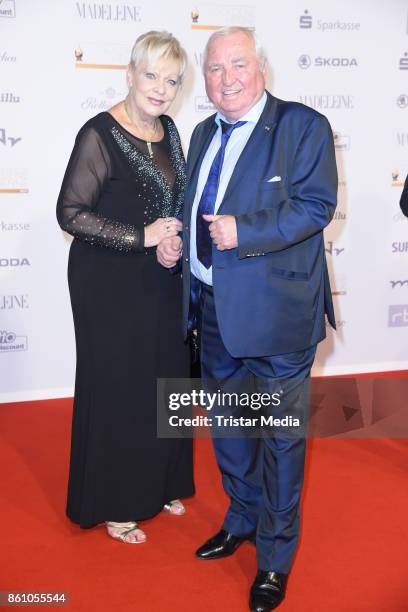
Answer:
[
  {"left": 185, "top": 119, "right": 217, "bottom": 208},
  {"left": 218, "top": 92, "right": 279, "bottom": 212}
]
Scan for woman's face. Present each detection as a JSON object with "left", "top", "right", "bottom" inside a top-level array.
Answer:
[{"left": 127, "top": 57, "right": 181, "bottom": 120}]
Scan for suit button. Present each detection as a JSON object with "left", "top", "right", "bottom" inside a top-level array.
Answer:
[
  {"left": 184, "top": 225, "right": 189, "bottom": 230},
  {"left": 185, "top": 257, "right": 189, "bottom": 262}
]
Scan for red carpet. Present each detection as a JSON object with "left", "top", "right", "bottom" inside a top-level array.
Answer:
[{"left": 1, "top": 398, "right": 407, "bottom": 611}]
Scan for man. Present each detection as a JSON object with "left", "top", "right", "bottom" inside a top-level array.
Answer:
[{"left": 158, "top": 27, "right": 337, "bottom": 611}]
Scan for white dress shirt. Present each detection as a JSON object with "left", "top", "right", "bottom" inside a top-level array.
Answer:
[{"left": 190, "top": 91, "right": 267, "bottom": 285}]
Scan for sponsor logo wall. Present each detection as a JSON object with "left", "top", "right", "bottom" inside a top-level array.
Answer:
[{"left": 0, "top": 0, "right": 407, "bottom": 401}]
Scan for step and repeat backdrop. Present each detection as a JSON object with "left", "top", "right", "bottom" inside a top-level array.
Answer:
[{"left": 1, "top": 0, "right": 407, "bottom": 402}]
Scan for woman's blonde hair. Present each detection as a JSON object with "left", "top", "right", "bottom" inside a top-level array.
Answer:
[{"left": 130, "top": 30, "right": 187, "bottom": 82}]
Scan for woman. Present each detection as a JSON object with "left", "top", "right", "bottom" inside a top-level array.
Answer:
[{"left": 57, "top": 31, "right": 194, "bottom": 543}]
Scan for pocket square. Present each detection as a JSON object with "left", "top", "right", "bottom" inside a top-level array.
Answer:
[{"left": 268, "top": 176, "right": 281, "bottom": 182}]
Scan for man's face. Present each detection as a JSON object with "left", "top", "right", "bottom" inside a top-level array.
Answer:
[{"left": 204, "top": 31, "right": 266, "bottom": 122}]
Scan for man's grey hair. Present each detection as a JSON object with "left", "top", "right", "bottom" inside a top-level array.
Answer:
[{"left": 202, "top": 27, "right": 266, "bottom": 71}]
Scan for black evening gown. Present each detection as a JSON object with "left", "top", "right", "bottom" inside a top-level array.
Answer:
[{"left": 57, "top": 112, "right": 194, "bottom": 528}]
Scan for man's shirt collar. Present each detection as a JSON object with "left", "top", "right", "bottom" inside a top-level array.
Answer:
[{"left": 214, "top": 90, "right": 267, "bottom": 127}]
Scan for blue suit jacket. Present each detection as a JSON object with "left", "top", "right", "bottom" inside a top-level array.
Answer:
[{"left": 182, "top": 91, "right": 338, "bottom": 357}]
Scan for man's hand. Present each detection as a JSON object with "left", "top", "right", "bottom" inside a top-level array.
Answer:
[
  {"left": 202, "top": 214, "right": 238, "bottom": 250},
  {"left": 157, "top": 235, "right": 182, "bottom": 268}
]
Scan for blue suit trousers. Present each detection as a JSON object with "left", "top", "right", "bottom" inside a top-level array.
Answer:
[{"left": 199, "top": 283, "right": 316, "bottom": 573}]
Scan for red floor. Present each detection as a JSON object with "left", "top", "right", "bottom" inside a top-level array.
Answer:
[{"left": 1, "top": 398, "right": 407, "bottom": 611}]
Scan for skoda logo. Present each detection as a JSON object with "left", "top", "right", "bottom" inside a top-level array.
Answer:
[{"left": 298, "top": 54, "right": 311, "bottom": 69}]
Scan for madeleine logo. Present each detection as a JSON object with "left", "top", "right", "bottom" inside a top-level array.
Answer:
[
  {"left": 0, "top": 330, "right": 28, "bottom": 353},
  {"left": 74, "top": 42, "right": 128, "bottom": 70},
  {"left": 0, "top": 294, "right": 29, "bottom": 310},
  {"left": 0, "top": 0, "right": 16, "bottom": 18},
  {"left": 75, "top": 2, "right": 142, "bottom": 21},
  {"left": 299, "top": 94, "right": 354, "bottom": 110},
  {"left": 190, "top": 4, "right": 255, "bottom": 31},
  {"left": 0, "top": 168, "right": 28, "bottom": 194},
  {"left": 392, "top": 169, "right": 405, "bottom": 187}
]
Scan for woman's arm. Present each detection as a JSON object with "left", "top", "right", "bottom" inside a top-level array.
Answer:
[{"left": 56, "top": 125, "right": 144, "bottom": 251}]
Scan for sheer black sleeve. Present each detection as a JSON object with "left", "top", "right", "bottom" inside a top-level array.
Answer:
[
  {"left": 400, "top": 174, "right": 408, "bottom": 217},
  {"left": 56, "top": 126, "right": 144, "bottom": 251}
]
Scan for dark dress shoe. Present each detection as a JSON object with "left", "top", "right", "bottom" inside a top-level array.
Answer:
[
  {"left": 249, "top": 570, "right": 287, "bottom": 611},
  {"left": 196, "top": 529, "right": 247, "bottom": 560}
]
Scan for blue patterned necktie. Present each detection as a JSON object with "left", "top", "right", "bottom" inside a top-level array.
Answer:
[{"left": 196, "top": 119, "right": 247, "bottom": 268}]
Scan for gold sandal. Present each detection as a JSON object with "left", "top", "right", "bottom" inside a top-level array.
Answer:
[
  {"left": 163, "top": 499, "right": 186, "bottom": 516},
  {"left": 105, "top": 521, "right": 146, "bottom": 544}
]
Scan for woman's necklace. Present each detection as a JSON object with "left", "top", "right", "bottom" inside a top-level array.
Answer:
[{"left": 123, "top": 98, "right": 158, "bottom": 160}]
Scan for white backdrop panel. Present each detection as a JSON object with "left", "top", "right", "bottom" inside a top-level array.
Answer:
[{"left": 1, "top": 0, "right": 407, "bottom": 402}]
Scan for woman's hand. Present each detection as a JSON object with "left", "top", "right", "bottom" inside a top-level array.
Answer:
[
  {"left": 144, "top": 217, "right": 182, "bottom": 248},
  {"left": 157, "top": 236, "right": 182, "bottom": 268}
]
